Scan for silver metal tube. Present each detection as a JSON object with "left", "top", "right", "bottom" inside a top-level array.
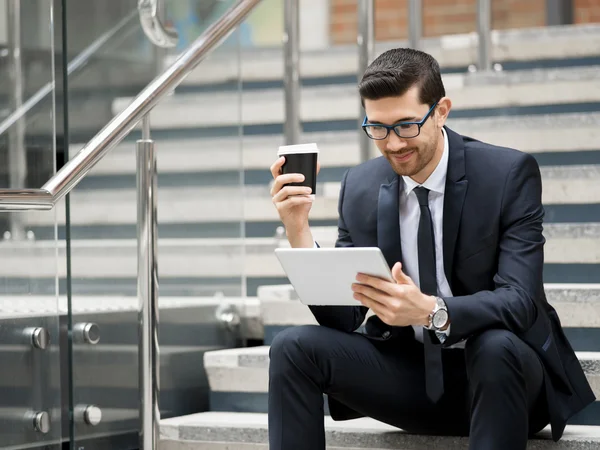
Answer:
[
  {"left": 357, "top": 0, "right": 374, "bottom": 163},
  {"left": 7, "top": 0, "right": 26, "bottom": 238},
  {"left": 41, "top": 0, "right": 262, "bottom": 204},
  {"left": 142, "top": 115, "right": 151, "bottom": 140},
  {"left": 477, "top": 0, "right": 492, "bottom": 72},
  {"left": 408, "top": 0, "right": 422, "bottom": 50},
  {"left": 546, "top": 0, "right": 573, "bottom": 26},
  {"left": 138, "top": 0, "right": 179, "bottom": 48},
  {"left": 0, "top": 189, "right": 53, "bottom": 210},
  {"left": 283, "top": 0, "right": 301, "bottom": 145},
  {"left": 137, "top": 122, "right": 159, "bottom": 450}
]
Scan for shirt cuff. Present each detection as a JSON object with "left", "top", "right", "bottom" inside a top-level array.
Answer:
[{"left": 433, "top": 325, "right": 450, "bottom": 344}]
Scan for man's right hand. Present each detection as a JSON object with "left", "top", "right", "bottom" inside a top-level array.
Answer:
[{"left": 270, "top": 156, "right": 319, "bottom": 247}]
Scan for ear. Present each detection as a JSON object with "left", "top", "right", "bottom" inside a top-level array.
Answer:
[{"left": 436, "top": 97, "right": 452, "bottom": 128}]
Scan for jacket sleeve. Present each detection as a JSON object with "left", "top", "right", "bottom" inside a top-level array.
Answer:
[
  {"left": 442, "top": 152, "right": 543, "bottom": 347},
  {"left": 309, "top": 169, "right": 369, "bottom": 332}
]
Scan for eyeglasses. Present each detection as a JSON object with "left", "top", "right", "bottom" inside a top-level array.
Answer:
[{"left": 361, "top": 102, "right": 438, "bottom": 140}]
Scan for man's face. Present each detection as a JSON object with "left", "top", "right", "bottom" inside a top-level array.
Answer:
[{"left": 363, "top": 86, "right": 447, "bottom": 181}]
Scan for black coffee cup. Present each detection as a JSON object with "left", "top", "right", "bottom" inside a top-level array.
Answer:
[{"left": 278, "top": 143, "right": 319, "bottom": 196}]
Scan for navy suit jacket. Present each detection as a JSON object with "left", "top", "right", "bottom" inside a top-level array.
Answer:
[{"left": 309, "top": 127, "right": 595, "bottom": 441}]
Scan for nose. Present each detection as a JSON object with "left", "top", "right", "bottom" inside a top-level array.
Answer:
[{"left": 385, "top": 131, "right": 408, "bottom": 152}]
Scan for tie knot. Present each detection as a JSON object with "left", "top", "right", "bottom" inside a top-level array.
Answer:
[{"left": 414, "top": 186, "right": 430, "bottom": 206}]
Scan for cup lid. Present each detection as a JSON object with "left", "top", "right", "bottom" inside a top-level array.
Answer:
[{"left": 278, "top": 143, "right": 319, "bottom": 155}]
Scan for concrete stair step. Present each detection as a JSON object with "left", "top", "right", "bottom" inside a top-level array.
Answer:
[
  {"left": 159, "top": 412, "right": 600, "bottom": 449},
  {"left": 113, "top": 66, "right": 600, "bottom": 130},
  {"left": 258, "top": 283, "right": 600, "bottom": 344},
  {"left": 174, "top": 23, "right": 600, "bottom": 85},
  {"left": 0, "top": 294, "right": 256, "bottom": 318},
  {"left": 203, "top": 346, "right": 600, "bottom": 398},
  {"left": 20, "top": 166, "right": 600, "bottom": 226},
  {"left": 203, "top": 346, "right": 600, "bottom": 425},
  {"left": 76, "top": 113, "right": 600, "bottom": 177},
  {"left": 2, "top": 224, "right": 600, "bottom": 279},
  {"left": 0, "top": 344, "right": 212, "bottom": 389}
]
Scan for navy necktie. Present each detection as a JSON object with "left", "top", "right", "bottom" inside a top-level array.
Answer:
[{"left": 414, "top": 186, "right": 444, "bottom": 403}]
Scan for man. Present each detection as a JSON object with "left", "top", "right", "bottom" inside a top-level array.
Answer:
[{"left": 268, "top": 48, "right": 594, "bottom": 450}]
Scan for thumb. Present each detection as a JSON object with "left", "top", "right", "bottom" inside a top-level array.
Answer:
[{"left": 392, "top": 262, "right": 415, "bottom": 286}]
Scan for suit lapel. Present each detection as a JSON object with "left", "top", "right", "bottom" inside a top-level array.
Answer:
[
  {"left": 377, "top": 175, "right": 403, "bottom": 269},
  {"left": 442, "top": 127, "right": 468, "bottom": 285}
]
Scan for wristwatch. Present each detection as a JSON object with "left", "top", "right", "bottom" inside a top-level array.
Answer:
[{"left": 426, "top": 296, "right": 449, "bottom": 331}]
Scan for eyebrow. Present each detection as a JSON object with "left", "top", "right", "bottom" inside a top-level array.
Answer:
[{"left": 366, "top": 116, "right": 418, "bottom": 125}]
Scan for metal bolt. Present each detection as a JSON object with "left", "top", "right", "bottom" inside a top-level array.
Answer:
[
  {"left": 27, "top": 411, "right": 50, "bottom": 434},
  {"left": 27, "top": 327, "right": 50, "bottom": 349}
]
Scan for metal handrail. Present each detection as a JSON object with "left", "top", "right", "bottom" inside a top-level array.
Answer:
[
  {"left": 0, "top": 0, "right": 262, "bottom": 211},
  {"left": 138, "top": 0, "right": 178, "bottom": 48}
]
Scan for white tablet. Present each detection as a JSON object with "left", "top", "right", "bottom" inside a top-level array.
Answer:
[{"left": 274, "top": 247, "right": 394, "bottom": 306}]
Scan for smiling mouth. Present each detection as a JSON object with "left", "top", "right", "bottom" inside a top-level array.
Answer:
[{"left": 390, "top": 151, "right": 414, "bottom": 161}]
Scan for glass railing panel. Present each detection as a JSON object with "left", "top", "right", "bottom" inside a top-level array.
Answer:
[
  {"left": 64, "top": 0, "right": 158, "bottom": 148},
  {"left": 65, "top": 4, "right": 246, "bottom": 448},
  {"left": 0, "top": 209, "right": 62, "bottom": 449},
  {"left": 58, "top": 2, "right": 160, "bottom": 448},
  {"left": 0, "top": 1, "right": 62, "bottom": 448}
]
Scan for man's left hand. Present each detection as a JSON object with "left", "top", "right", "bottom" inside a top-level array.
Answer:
[{"left": 352, "top": 262, "right": 436, "bottom": 327}]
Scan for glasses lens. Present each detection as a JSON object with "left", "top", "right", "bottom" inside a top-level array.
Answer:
[
  {"left": 365, "top": 125, "right": 388, "bottom": 140},
  {"left": 393, "top": 123, "right": 419, "bottom": 138}
]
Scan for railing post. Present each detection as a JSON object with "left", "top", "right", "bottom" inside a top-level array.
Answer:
[
  {"left": 358, "top": 0, "right": 374, "bottom": 163},
  {"left": 408, "top": 0, "right": 422, "bottom": 50},
  {"left": 283, "top": 0, "right": 301, "bottom": 145},
  {"left": 476, "top": 0, "right": 492, "bottom": 72},
  {"left": 7, "top": 0, "right": 26, "bottom": 240},
  {"left": 137, "top": 114, "right": 159, "bottom": 450},
  {"left": 546, "top": 0, "right": 573, "bottom": 26}
]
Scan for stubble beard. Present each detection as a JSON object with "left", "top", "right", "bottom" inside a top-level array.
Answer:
[{"left": 387, "top": 138, "right": 437, "bottom": 178}]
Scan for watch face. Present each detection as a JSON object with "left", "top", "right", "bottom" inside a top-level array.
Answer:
[{"left": 432, "top": 309, "right": 449, "bottom": 329}]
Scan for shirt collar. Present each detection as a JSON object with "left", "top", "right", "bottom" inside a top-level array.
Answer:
[{"left": 402, "top": 127, "right": 449, "bottom": 196}]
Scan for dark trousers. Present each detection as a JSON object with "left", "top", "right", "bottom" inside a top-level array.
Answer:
[{"left": 268, "top": 325, "right": 549, "bottom": 450}]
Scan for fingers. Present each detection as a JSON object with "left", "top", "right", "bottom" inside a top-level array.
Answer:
[
  {"left": 271, "top": 156, "right": 320, "bottom": 178},
  {"left": 274, "top": 195, "right": 314, "bottom": 211},
  {"left": 392, "top": 262, "right": 416, "bottom": 286},
  {"left": 270, "top": 173, "right": 306, "bottom": 197},
  {"left": 353, "top": 292, "right": 395, "bottom": 326},
  {"left": 272, "top": 185, "right": 313, "bottom": 204},
  {"left": 352, "top": 283, "right": 393, "bottom": 307},
  {"left": 270, "top": 156, "right": 286, "bottom": 179},
  {"left": 355, "top": 273, "right": 403, "bottom": 297}
]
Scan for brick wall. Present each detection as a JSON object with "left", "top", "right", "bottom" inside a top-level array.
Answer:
[
  {"left": 574, "top": 0, "right": 600, "bottom": 24},
  {"left": 331, "top": 0, "right": 598, "bottom": 45}
]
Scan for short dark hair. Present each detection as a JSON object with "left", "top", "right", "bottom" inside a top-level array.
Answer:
[{"left": 358, "top": 48, "right": 445, "bottom": 108}]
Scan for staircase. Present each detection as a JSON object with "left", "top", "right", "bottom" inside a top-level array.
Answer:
[
  {"left": 1, "top": 20, "right": 594, "bottom": 448},
  {"left": 141, "top": 23, "right": 600, "bottom": 448},
  {"left": 46, "top": 26, "right": 598, "bottom": 298}
]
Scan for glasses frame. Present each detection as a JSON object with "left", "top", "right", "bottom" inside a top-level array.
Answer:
[{"left": 361, "top": 101, "right": 438, "bottom": 140}]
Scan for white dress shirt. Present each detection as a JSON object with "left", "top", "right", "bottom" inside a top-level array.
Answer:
[
  {"left": 314, "top": 128, "right": 459, "bottom": 345},
  {"left": 400, "top": 128, "right": 455, "bottom": 345}
]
